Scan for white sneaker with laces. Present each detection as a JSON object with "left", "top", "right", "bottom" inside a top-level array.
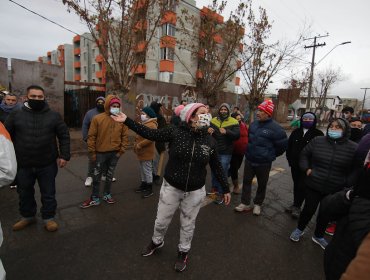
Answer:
[
  {"left": 234, "top": 203, "right": 252, "bottom": 212},
  {"left": 84, "top": 177, "right": 93, "bottom": 187},
  {"left": 253, "top": 204, "right": 261, "bottom": 216}
]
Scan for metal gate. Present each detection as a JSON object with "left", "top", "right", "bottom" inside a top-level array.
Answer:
[{"left": 64, "top": 88, "right": 105, "bottom": 128}]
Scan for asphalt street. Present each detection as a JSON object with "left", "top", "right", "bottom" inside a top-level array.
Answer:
[{"left": 0, "top": 150, "right": 326, "bottom": 280}]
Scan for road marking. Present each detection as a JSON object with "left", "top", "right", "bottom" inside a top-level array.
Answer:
[{"left": 202, "top": 167, "right": 285, "bottom": 208}]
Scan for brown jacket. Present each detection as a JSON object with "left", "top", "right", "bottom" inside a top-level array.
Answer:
[
  {"left": 134, "top": 118, "right": 157, "bottom": 161},
  {"left": 341, "top": 232, "right": 370, "bottom": 280},
  {"left": 87, "top": 95, "right": 129, "bottom": 156}
]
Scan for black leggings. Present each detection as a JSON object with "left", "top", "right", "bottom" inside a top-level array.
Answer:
[{"left": 297, "top": 187, "right": 330, "bottom": 238}]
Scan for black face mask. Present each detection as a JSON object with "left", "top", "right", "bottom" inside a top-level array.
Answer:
[
  {"left": 28, "top": 99, "right": 45, "bottom": 111},
  {"left": 350, "top": 128, "right": 363, "bottom": 142},
  {"left": 96, "top": 104, "right": 104, "bottom": 112}
]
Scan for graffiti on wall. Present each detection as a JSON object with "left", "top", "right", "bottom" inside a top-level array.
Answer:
[{"left": 135, "top": 92, "right": 197, "bottom": 121}]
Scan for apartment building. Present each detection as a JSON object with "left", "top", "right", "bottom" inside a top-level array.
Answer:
[
  {"left": 38, "top": 0, "right": 241, "bottom": 93},
  {"left": 138, "top": 0, "right": 240, "bottom": 92},
  {"left": 38, "top": 44, "right": 74, "bottom": 86}
]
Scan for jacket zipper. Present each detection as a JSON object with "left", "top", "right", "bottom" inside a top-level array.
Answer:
[{"left": 184, "top": 140, "right": 196, "bottom": 195}]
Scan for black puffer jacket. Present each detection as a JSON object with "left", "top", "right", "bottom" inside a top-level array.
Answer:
[
  {"left": 125, "top": 118, "right": 229, "bottom": 193},
  {"left": 299, "top": 118, "right": 358, "bottom": 194},
  {"left": 286, "top": 112, "right": 324, "bottom": 167},
  {"left": 5, "top": 103, "right": 70, "bottom": 168},
  {"left": 324, "top": 167, "right": 370, "bottom": 280}
]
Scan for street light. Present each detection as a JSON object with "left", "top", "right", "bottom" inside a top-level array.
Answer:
[
  {"left": 316, "top": 41, "right": 351, "bottom": 66},
  {"left": 305, "top": 41, "right": 351, "bottom": 111}
]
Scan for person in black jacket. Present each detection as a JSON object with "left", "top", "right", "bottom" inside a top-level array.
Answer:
[
  {"left": 289, "top": 118, "right": 358, "bottom": 249},
  {"left": 323, "top": 144, "right": 370, "bottom": 280},
  {"left": 112, "top": 103, "right": 231, "bottom": 272},
  {"left": 5, "top": 85, "right": 70, "bottom": 232},
  {"left": 285, "top": 112, "right": 323, "bottom": 218}
]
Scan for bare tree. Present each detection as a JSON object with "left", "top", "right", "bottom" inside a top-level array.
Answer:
[
  {"left": 313, "top": 66, "right": 344, "bottom": 121},
  {"left": 241, "top": 1, "right": 308, "bottom": 123},
  {"left": 62, "top": 0, "right": 169, "bottom": 97},
  {"left": 176, "top": 0, "right": 247, "bottom": 107}
]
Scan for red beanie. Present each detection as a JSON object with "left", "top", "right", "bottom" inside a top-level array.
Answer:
[
  {"left": 258, "top": 100, "right": 274, "bottom": 116},
  {"left": 109, "top": 97, "right": 121, "bottom": 106}
]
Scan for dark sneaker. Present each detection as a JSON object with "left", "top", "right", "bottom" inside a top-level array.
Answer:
[
  {"left": 174, "top": 251, "right": 188, "bottom": 272},
  {"left": 312, "top": 236, "right": 328, "bottom": 250},
  {"left": 103, "top": 193, "right": 116, "bottom": 204},
  {"left": 142, "top": 190, "right": 154, "bottom": 198},
  {"left": 80, "top": 197, "right": 101, "bottom": 208},
  {"left": 142, "top": 241, "right": 164, "bottom": 257},
  {"left": 135, "top": 182, "right": 147, "bottom": 193},
  {"left": 213, "top": 194, "right": 224, "bottom": 205},
  {"left": 290, "top": 228, "right": 304, "bottom": 242}
]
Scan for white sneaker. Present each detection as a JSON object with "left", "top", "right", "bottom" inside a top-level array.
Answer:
[
  {"left": 10, "top": 185, "right": 17, "bottom": 189},
  {"left": 101, "top": 176, "right": 116, "bottom": 182},
  {"left": 234, "top": 203, "right": 252, "bottom": 212},
  {"left": 253, "top": 205, "right": 261, "bottom": 216},
  {"left": 84, "top": 177, "right": 93, "bottom": 187}
]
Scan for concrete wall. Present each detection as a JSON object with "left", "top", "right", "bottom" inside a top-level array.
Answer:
[
  {"left": 123, "top": 77, "right": 247, "bottom": 122},
  {"left": 0, "top": 58, "right": 9, "bottom": 90},
  {"left": 11, "top": 58, "right": 65, "bottom": 117}
]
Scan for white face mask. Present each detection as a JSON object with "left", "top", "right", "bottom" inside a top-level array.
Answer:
[
  {"left": 140, "top": 114, "right": 148, "bottom": 122},
  {"left": 195, "top": 113, "right": 212, "bottom": 127},
  {"left": 110, "top": 107, "right": 120, "bottom": 115}
]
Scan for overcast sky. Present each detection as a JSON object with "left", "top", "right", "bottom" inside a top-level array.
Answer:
[{"left": 1, "top": 0, "right": 369, "bottom": 107}]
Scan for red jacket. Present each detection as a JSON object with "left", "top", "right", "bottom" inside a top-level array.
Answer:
[{"left": 233, "top": 122, "right": 248, "bottom": 155}]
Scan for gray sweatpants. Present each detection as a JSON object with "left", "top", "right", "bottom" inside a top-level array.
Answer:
[{"left": 152, "top": 179, "right": 206, "bottom": 252}]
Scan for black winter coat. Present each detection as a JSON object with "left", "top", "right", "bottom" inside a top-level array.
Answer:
[
  {"left": 125, "top": 118, "right": 229, "bottom": 193},
  {"left": 286, "top": 116, "right": 323, "bottom": 167},
  {"left": 299, "top": 119, "right": 358, "bottom": 194},
  {"left": 5, "top": 103, "right": 70, "bottom": 168},
  {"left": 324, "top": 167, "right": 370, "bottom": 280}
]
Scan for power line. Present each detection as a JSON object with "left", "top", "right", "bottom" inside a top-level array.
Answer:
[{"left": 9, "top": 0, "right": 94, "bottom": 42}]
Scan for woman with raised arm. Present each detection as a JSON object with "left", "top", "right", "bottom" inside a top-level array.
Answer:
[{"left": 111, "top": 103, "right": 231, "bottom": 273}]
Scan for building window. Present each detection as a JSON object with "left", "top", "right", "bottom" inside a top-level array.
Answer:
[
  {"left": 92, "top": 79, "right": 95, "bottom": 83},
  {"left": 83, "top": 52, "right": 87, "bottom": 61},
  {"left": 84, "top": 66, "right": 87, "bottom": 74},
  {"left": 162, "top": 24, "right": 176, "bottom": 37},
  {"left": 160, "top": 47, "right": 174, "bottom": 60},
  {"left": 92, "top": 64, "right": 96, "bottom": 73},
  {"left": 159, "top": 72, "right": 174, "bottom": 83},
  {"left": 92, "top": 49, "right": 95, "bottom": 57}
]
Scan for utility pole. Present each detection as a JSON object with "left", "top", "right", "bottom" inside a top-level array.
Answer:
[
  {"left": 304, "top": 34, "right": 329, "bottom": 111},
  {"left": 360, "top": 87, "right": 370, "bottom": 119}
]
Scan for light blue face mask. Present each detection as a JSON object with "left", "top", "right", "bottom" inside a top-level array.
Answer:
[
  {"left": 110, "top": 107, "right": 120, "bottom": 115},
  {"left": 328, "top": 129, "right": 343, "bottom": 139}
]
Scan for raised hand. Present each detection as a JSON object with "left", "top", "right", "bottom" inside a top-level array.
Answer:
[{"left": 111, "top": 112, "right": 127, "bottom": 123}]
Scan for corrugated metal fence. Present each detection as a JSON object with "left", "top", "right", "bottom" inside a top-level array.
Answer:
[{"left": 64, "top": 88, "right": 105, "bottom": 128}]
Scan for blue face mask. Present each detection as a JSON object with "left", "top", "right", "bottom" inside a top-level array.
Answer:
[
  {"left": 328, "top": 129, "right": 343, "bottom": 139},
  {"left": 110, "top": 107, "right": 120, "bottom": 115}
]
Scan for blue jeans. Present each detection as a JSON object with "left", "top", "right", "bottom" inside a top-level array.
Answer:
[
  {"left": 91, "top": 152, "right": 120, "bottom": 198},
  {"left": 211, "top": 154, "right": 232, "bottom": 194},
  {"left": 16, "top": 162, "right": 58, "bottom": 220}
]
